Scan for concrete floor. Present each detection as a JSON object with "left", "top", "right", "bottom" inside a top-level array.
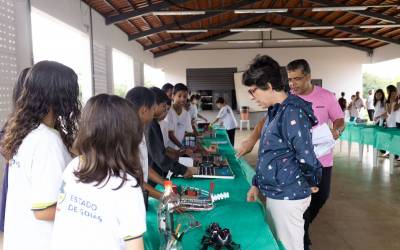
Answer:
[
  {"left": 237, "top": 130, "right": 400, "bottom": 250},
  {"left": 1, "top": 130, "right": 400, "bottom": 249}
]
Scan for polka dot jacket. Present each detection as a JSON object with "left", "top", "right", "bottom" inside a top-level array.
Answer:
[{"left": 252, "top": 94, "right": 322, "bottom": 200}]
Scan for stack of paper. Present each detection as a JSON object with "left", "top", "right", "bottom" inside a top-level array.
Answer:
[{"left": 312, "top": 123, "right": 336, "bottom": 158}]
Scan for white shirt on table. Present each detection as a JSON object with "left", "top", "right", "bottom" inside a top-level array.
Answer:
[
  {"left": 4, "top": 124, "right": 72, "bottom": 250},
  {"left": 51, "top": 157, "right": 146, "bottom": 250}
]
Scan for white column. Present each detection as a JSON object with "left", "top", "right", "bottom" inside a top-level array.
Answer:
[{"left": 15, "top": 0, "right": 33, "bottom": 71}]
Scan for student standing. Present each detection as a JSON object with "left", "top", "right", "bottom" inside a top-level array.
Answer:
[
  {"left": 348, "top": 95, "right": 359, "bottom": 122},
  {"left": 188, "top": 94, "right": 208, "bottom": 123},
  {"left": 212, "top": 97, "right": 237, "bottom": 146},
  {"left": 1, "top": 61, "right": 81, "bottom": 250},
  {"left": 126, "top": 87, "right": 169, "bottom": 200},
  {"left": 165, "top": 83, "right": 193, "bottom": 150},
  {"left": 147, "top": 87, "right": 197, "bottom": 180},
  {"left": 373, "top": 89, "right": 386, "bottom": 126},
  {"left": 338, "top": 92, "right": 347, "bottom": 113},
  {"left": 366, "top": 90, "right": 375, "bottom": 121},
  {"left": 51, "top": 94, "right": 145, "bottom": 250},
  {"left": 244, "top": 55, "right": 322, "bottom": 250}
]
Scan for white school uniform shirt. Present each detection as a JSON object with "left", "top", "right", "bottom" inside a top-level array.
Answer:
[
  {"left": 139, "top": 134, "right": 148, "bottom": 182},
  {"left": 396, "top": 99, "right": 400, "bottom": 124},
  {"left": 366, "top": 95, "right": 374, "bottom": 110},
  {"left": 4, "top": 124, "right": 72, "bottom": 250},
  {"left": 159, "top": 119, "right": 170, "bottom": 147},
  {"left": 374, "top": 101, "right": 386, "bottom": 126},
  {"left": 349, "top": 102, "right": 359, "bottom": 118},
  {"left": 165, "top": 107, "right": 193, "bottom": 150},
  {"left": 51, "top": 157, "right": 146, "bottom": 250},
  {"left": 188, "top": 103, "right": 198, "bottom": 121},
  {"left": 217, "top": 105, "right": 237, "bottom": 130},
  {"left": 387, "top": 103, "right": 397, "bottom": 128}
]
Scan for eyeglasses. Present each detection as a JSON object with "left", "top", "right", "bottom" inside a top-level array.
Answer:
[
  {"left": 288, "top": 76, "right": 306, "bottom": 82},
  {"left": 248, "top": 87, "right": 258, "bottom": 98}
]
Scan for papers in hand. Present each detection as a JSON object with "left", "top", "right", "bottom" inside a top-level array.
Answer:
[
  {"left": 312, "top": 123, "right": 336, "bottom": 158},
  {"left": 178, "top": 157, "right": 194, "bottom": 167}
]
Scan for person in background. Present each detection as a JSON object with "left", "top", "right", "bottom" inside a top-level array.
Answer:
[
  {"left": 348, "top": 95, "right": 359, "bottom": 122},
  {"left": 366, "top": 89, "right": 375, "bottom": 121},
  {"left": 1, "top": 61, "right": 81, "bottom": 250},
  {"left": 338, "top": 92, "right": 347, "bottom": 113},
  {"left": 188, "top": 94, "right": 208, "bottom": 124},
  {"left": 244, "top": 55, "right": 322, "bottom": 250},
  {"left": 159, "top": 99, "right": 171, "bottom": 148},
  {"left": 165, "top": 83, "right": 194, "bottom": 150},
  {"left": 355, "top": 91, "right": 365, "bottom": 115},
  {"left": 51, "top": 94, "right": 146, "bottom": 250},
  {"left": 125, "top": 87, "right": 167, "bottom": 201},
  {"left": 0, "top": 67, "right": 31, "bottom": 232},
  {"left": 386, "top": 85, "right": 398, "bottom": 129},
  {"left": 161, "top": 83, "right": 174, "bottom": 100},
  {"left": 373, "top": 89, "right": 386, "bottom": 126},
  {"left": 212, "top": 97, "right": 237, "bottom": 146}
]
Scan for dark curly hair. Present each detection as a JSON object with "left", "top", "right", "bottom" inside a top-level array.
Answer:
[
  {"left": 73, "top": 94, "right": 143, "bottom": 189},
  {"left": 1, "top": 61, "right": 81, "bottom": 160}
]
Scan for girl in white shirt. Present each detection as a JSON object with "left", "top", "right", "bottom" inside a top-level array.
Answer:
[
  {"left": 212, "top": 97, "right": 238, "bottom": 146},
  {"left": 386, "top": 86, "right": 398, "bottom": 128},
  {"left": 52, "top": 94, "right": 146, "bottom": 250},
  {"left": 0, "top": 61, "right": 81, "bottom": 250},
  {"left": 373, "top": 89, "right": 386, "bottom": 127},
  {"left": 348, "top": 95, "right": 359, "bottom": 122}
]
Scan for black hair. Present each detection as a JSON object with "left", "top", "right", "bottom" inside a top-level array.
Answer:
[
  {"left": 341, "top": 92, "right": 345, "bottom": 97},
  {"left": 190, "top": 94, "right": 201, "bottom": 102},
  {"left": 1, "top": 61, "right": 81, "bottom": 160},
  {"left": 166, "top": 99, "right": 172, "bottom": 106},
  {"left": 242, "top": 55, "right": 285, "bottom": 91},
  {"left": 13, "top": 68, "right": 30, "bottom": 109},
  {"left": 286, "top": 59, "right": 311, "bottom": 75},
  {"left": 373, "top": 89, "right": 385, "bottom": 107},
  {"left": 216, "top": 97, "right": 225, "bottom": 104},
  {"left": 173, "top": 83, "right": 188, "bottom": 94},
  {"left": 386, "top": 85, "right": 398, "bottom": 104},
  {"left": 125, "top": 86, "right": 156, "bottom": 112},
  {"left": 161, "top": 83, "right": 174, "bottom": 92},
  {"left": 150, "top": 87, "right": 170, "bottom": 104}
]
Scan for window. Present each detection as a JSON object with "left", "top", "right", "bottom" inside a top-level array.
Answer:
[
  {"left": 144, "top": 63, "right": 165, "bottom": 88},
  {"left": 31, "top": 7, "right": 92, "bottom": 102},
  {"left": 112, "top": 48, "right": 134, "bottom": 97}
]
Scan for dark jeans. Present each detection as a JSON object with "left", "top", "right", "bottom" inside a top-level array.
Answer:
[
  {"left": 367, "top": 109, "right": 375, "bottom": 121},
  {"left": 227, "top": 128, "right": 236, "bottom": 147},
  {"left": 304, "top": 167, "right": 332, "bottom": 248},
  {"left": 0, "top": 164, "right": 9, "bottom": 232}
]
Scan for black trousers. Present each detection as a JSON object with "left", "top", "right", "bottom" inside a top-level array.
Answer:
[
  {"left": 227, "top": 128, "right": 236, "bottom": 147},
  {"left": 367, "top": 109, "right": 375, "bottom": 121},
  {"left": 304, "top": 167, "right": 332, "bottom": 247}
]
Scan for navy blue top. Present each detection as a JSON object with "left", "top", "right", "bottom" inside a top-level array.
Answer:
[{"left": 252, "top": 94, "right": 322, "bottom": 200}]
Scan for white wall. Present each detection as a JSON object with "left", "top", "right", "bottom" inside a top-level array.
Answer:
[
  {"left": 372, "top": 44, "right": 400, "bottom": 64},
  {"left": 30, "top": 0, "right": 154, "bottom": 85},
  {"left": 155, "top": 46, "right": 369, "bottom": 97}
]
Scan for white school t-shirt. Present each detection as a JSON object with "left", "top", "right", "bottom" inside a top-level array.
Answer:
[
  {"left": 166, "top": 107, "right": 193, "bottom": 149},
  {"left": 139, "top": 134, "right": 148, "bottom": 182},
  {"left": 188, "top": 104, "right": 198, "bottom": 121},
  {"left": 3, "top": 124, "right": 72, "bottom": 250},
  {"left": 217, "top": 105, "right": 237, "bottom": 130},
  {"left": 51, "top": 157, "right": 146, "bottom": 250},
  {"left": 159, "top": 119, "right": 170, "bottom": 147}
]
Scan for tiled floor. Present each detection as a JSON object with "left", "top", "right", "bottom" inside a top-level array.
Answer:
[{"left": 1, "top": 130, "right": 400, "bottom": 250}]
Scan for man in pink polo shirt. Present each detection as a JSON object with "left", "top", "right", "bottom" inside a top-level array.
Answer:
[
  {"left": 237, "top": 59, "right": 344, "bottom": 250},
  {"left": 287, "top": 59, "right": 344, "bottom": 250}
]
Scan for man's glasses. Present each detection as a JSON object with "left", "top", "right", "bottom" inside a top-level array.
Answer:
[{"left": 248, "top": 87, "right": 258, "bottom": 98}]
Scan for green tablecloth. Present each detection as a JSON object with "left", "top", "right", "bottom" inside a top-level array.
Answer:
[
  {"left": 340, "top": 123, "right": 400, "bottom": 152},
  {"left": 144, "top": 129, "right": 282, "bottom": 250}
]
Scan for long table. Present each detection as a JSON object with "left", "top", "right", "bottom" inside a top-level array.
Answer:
[
  {"left": 143, "top": 128, "right": 283, "bottom": 249},
  {"left": 339, "top": 123, "right": 400, "bottom": 174}
]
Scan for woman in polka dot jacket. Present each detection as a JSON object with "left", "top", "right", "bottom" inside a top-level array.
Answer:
[{"left": 243, "top": 55, "right": 322, "bottom": 250}]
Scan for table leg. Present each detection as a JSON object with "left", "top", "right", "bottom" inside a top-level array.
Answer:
[
  {"left": 340, "top": 140, "right": 343, "bottom": 153},
  {"left": 359, "top": 144, "right": 364, "bottom": 161},
  {"left": 348, "top": 141, "right": 352, "bottom": 158},
  {"left": 373, "top": 148, "right": 378, "bottom": 167},
  {"left": 389, "top": 154, "right": 394, "bottom": 175}
]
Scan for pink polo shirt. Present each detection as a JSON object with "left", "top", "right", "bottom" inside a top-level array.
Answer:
[{"left": 298, "top": 86, "right": 344, "bottom": 167}]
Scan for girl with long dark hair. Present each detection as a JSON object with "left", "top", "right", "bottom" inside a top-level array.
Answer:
[{"left": 1, "top": 61, "right": 80, "bottom": 250}]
